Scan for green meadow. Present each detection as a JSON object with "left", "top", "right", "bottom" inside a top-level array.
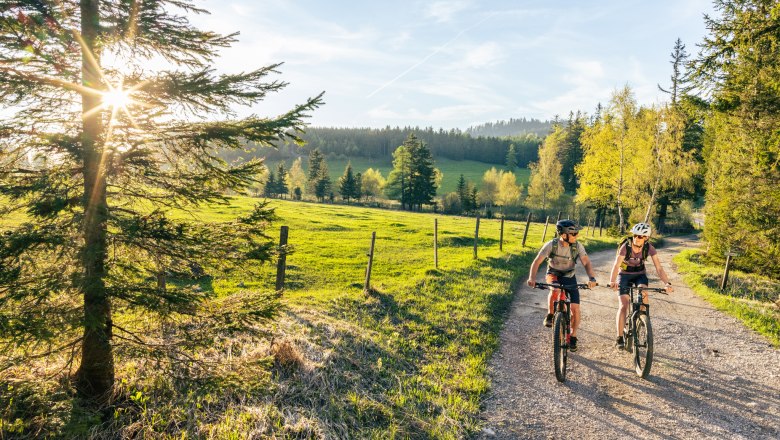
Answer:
[
  {"left": 1, "top": 197, "right": 617, "bottom": 438},
  {"left": 265, "top": 157, "right": 532, "bottom": 194}
]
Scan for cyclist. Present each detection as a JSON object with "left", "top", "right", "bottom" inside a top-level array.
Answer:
[
  {"left": 527, "top": 219, "right": 598, "bottom": 352},
  {"left": 608, "top": 222, "right": 673, "bottom": 349}
]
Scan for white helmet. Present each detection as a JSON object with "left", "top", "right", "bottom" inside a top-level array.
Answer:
[{"left": 630, "top": 222, "right": 652, "bottom": 236}]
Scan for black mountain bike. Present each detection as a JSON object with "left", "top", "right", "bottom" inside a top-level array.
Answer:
[
  {"left": 535, "top": 282, "right": 591, "bottom": 382},
  {"left": 621, "top": 286, "right": 668, "bottom": 378}
]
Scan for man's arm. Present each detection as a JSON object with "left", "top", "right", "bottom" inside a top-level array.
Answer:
[
  {"left": 579, "top": 254, "right": 598, "bottom": 287},
  {"left": 527, "top": 254, "right": 546, "bottom": 287}
]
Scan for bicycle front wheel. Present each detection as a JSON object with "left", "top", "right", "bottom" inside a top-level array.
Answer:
[
  {"left": 553, "top": 312, "right": 568, "bottom": 382},
  {"left": 633, "top": 314, "right": 654, "bottom": 378}
]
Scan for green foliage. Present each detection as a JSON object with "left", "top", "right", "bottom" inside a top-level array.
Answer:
[
  {"left": 0, "top": 0, "right": 321, "bottom": 400},
  {"left": 338, "top": 162, "right": 359, "bottom": 202},
  {"left": 692, "top": 0, "right": 780, "bottom": 277},
  {"left": 527, "top": 125, "right": 565, "bottom": 211},
  {"left": 385, "top": 134, "right": 438, "bottom": 210},
  {"left": 506, "top": 144, "right": 518, "bottom": 171}
]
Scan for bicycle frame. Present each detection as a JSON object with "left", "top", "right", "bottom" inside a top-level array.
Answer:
[
  {"left": 622, "top": 285, "right": 667, "bottom": 378},
  {"left": 535, "top": 282, "right": 589, "bottom": 382}
]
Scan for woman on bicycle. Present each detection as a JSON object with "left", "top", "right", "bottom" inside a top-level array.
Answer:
[
  {"left": 608, "top": 222, "right": 673, "bottom": 349},
  {"left": 527, "top": 219, "right": 598, "bottom": 352}
]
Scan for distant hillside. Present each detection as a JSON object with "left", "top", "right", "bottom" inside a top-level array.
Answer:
[
  {"left": 466, "top": 117, "right": 553, "bottom": 138},
  {"left": 221, "top": 126, "right": 542, "bottom": 168}
]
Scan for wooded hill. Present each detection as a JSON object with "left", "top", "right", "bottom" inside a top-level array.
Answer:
[
  {"left": 220, "top": 126, "right": 543, "bottom": 166},
  {"left": 465, "top": 117, "right": 553, "bottom": 138}
]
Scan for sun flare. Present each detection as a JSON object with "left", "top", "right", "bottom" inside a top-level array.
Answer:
[{"left": 101, "top": 87, "right": 133, "bottom": 109}]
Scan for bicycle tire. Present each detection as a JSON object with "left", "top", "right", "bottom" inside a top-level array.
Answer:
[
  {"left": 553, "top": 312, "right": 568, "bottom": 382},
  {"left": 633, "top": 313, "right": 654, "bottom": 378}
]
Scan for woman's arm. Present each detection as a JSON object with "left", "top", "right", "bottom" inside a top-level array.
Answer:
[
  {"left": 651, "top": 254, "right": 674, "bottom": 292},
  {"left": 609, "top": 255, "right": 622, "bottom": 290}
]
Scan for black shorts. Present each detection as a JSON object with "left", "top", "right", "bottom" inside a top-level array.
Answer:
[
  {"left": 617, "top": 272, "right": 649, "bottom": 296},
  {"left": 545, "top": 273, "right": 580, "bottom": 304}
]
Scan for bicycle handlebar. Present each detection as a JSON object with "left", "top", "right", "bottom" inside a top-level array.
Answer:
[
  {"left": 637, "top": 286, "right": 669, "bottom": 295},
  {"left": 533, "top": 282, "right": 592, "bottom": 291}
]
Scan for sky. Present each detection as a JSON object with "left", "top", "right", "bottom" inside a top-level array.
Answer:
[{"left": 189, "top": 0, "right": 716, "bottom": 130}]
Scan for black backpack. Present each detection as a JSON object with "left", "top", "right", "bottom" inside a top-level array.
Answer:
[{"left": 617, "top": 237, "right": 650, "bottom": 272}]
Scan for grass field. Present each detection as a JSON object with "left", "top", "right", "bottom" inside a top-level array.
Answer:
[
  {"left": 673, "top": 250, "right": 780, "bottom": 347},
  {"left": 265, "top": 156, "right": 531, "bottom": 194},
  {"left": 1, "top": 197, "right": 616, "bottom": 438}
]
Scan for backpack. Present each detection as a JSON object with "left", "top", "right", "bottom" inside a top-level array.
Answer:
[
  {"left": 617, "top": 237, "right": 650, "bottom": 272},
  {"left": 548, "top": 238, "right": 580, "bottom": 265}
]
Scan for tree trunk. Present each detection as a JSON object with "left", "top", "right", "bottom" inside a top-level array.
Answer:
[
  {"left": 617, "top": 136, "right": 625, "bottom": 233},
  {"left": 75, "top": 0, "right": 114, "bottom": 403},
  {"left": 656, "top": 199, "right": 670, "bottom": 233}
]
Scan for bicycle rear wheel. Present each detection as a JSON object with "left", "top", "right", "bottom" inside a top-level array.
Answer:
[
  {"left": 633, "top": 314, "right": 654, "bottom": 378},
  {"left": 553, "top": 312, "right": 568, "bottom": 382}
]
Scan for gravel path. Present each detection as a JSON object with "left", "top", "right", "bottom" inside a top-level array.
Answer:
[{"left": 477, "top": 235, "right": 780, "bottom": 439}]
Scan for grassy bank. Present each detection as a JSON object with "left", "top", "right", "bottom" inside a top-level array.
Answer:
[
  {"left": 1, "top": 198, "right": 615, "bottom": 438},
  {"left": 673, "top": 249, "right": 780, "bottom": 347}
]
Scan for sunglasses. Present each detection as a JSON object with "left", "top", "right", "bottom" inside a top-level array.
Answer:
[
  {"left": 567, "top": 232, "right": 579, "bottom": 236},
  {"left": 634, "top": 235, "right": 647, "bottom": 239}
]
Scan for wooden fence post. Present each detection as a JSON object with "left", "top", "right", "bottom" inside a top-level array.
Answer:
[
  {"left": 541, "top": 215, "right": 550, "bottom": 243},
  {"left": 556, "top": 211, "right": 562, "bottom": 223},
  {"left": 364, "top": 231, "right": 376, "bottom": 294},
  {"left": 521, "top": 212, "right": 532, "bottom": 247},
  {"left": 276, "top": 225, "right": 289, "bottom": 291},
  {"left": 720, "top": 250, "right": 739, "bottom": 290},
  {"left": 473, "top": 215, "right": 480, "bottom": 259},
  {"left": 434, "top": 219, "right": 438, "bottom": 269},
  {"left": 599, "top": 218, "right": 604, "bottom": 237},
  {"left": 499, "top": 217, "right": 504, "bottom": 251}
]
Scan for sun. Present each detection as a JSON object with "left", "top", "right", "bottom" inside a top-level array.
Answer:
[{"left": 101, "top": 87, "right": 133, "bottom": 109}]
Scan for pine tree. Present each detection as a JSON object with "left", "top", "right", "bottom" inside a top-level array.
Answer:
[
  {"left": 354, "top": 172, "right": 363, "bottom": 202},
  {"left": 506, "top": 144, "right": 518, "bottom": 171},
  {"left": 456, "top": 174, "right": 469, "bottom": 210},
  {"left": 276, "top": 163, "right": 289, "bottom": 199},
  {"left": 385, "top": 134, "right": 437, "bottom": 210},
  {"left": 307, "top": 148, "right": 325, "bottom": 195},
  {"left": 264, "top": 170, "right": 277, "bottom": 198},
  {"left": 338, "top": 163, "right": 357, "bottom": 203},
  {"left": 0, "top": 0, "right": 321, "bottom": 402}
]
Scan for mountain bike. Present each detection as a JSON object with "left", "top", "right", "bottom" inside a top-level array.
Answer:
[
  {"left": 535, "top": 282, "right": 591, "bottom": 383},
  {"left": 621, "top": 286, "right": 668, "bottom": 378}
]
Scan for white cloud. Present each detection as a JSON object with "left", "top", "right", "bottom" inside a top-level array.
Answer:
[
  {"left": 460, "top": 42, "right": 504, "bottom": 68},
  {"left": 425, "top": 1, "right": 472, "bottom": 23}
]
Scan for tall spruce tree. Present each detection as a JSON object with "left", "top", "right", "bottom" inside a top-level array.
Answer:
[
  {"left": 338, "top": 162, "right": 357, "bottom": 203},
  {"left": 0, "top": 0, "right": 321, "bottom": 402},
  {"left": 276, "top": 163, "right": 289, "bottom": 199},
  {"left": 506, "top": 144, "right": 518, "bottom": 171},
  {"left": 692, "top": 0, "right": 780, "bottom": 276}
]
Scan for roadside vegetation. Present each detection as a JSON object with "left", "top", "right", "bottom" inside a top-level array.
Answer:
[{"left": 673, "top": 250, "right": 780, "bottom": 347}]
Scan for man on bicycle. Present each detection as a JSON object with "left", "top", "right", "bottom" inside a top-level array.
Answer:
[
  {"left": 527, "top": 219, "right": 598, "bottom": 352},
  {"left": 608, "top": 222, "right": 673, "bottom": 349}
]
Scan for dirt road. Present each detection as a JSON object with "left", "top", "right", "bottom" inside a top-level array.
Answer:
[{"left": 478, "top": 235, "right": 780, "bottom": 439}]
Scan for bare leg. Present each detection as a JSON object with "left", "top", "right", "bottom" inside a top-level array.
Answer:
[
  {"left": 570, "top": 303, "right": 580, "bottom": 337},
  {"left": 616, "top": 294, "right": 630, "bottom": 337},
  {"left": 547, "top": 290, "right": 554, "bottom": 315}
]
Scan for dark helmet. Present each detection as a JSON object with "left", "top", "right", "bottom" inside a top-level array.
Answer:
[{"left": 556, "top": 219, "right": 580, "bottom": 235}]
